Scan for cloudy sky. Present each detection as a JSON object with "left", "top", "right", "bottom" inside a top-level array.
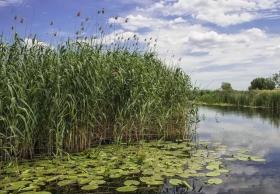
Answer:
[{"left": 0, "top": 0, "right": 280, "bottom": 89}]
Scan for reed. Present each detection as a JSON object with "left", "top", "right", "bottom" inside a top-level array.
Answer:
[
  {"left": 0, "top": 32, "right": 196, "bottom": 161},
  {"left": 197, "top": 90, "right": 280, "bottom": 113}
]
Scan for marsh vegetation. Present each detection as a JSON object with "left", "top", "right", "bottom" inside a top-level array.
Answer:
[
  {"left": 0, "top": 8, "right": 272, "bottom": 194},
  {"left": 197, "top": 90, "right": 280, "bottom": 113}
]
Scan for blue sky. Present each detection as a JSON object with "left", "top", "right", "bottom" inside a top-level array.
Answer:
[{"left": 0, "top": 0, "right": 280, "bottom": 90}]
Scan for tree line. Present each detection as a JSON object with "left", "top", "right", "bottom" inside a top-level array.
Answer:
[{"left": 221, "top": 71, "right": 280, "bottom": 91}]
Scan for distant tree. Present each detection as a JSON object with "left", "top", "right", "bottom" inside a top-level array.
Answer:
[
  {"left": 221, "top": 82, "right": 233, "bottom": 91},
  {"left": 272, "top": 71, "right": 280, "bottom": 88},
  {"left": 249, "top": 77, "right": 275, "bottom": 90}
]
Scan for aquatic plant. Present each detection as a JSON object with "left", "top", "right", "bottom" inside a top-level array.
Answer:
[
  {"left": 197, "top": 90, "right": 280, "bottom": 113},
  {"left": 0, "top": 140, "right": 266, "bottom": 194},
  {"left": 0, "top": 10, "right": 196, "bottom": 161}
]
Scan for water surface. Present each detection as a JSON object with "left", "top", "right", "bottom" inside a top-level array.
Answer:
[{"left": 197, "top": 105, "right": 280, "bottom": 194}]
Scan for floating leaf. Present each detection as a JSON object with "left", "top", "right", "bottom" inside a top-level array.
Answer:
[
  {"left": 123, "top": 180, "right": 140, "bottom": 186},
  {"left": 77, "top": 178, "right": 91, "bottom": 185},
  {"left": 206, "top": 171, "right": 221, "bottom": 177},
  {"left": 20, "top": 192, "right": 51, "bottom": 194},
  {"left": 81, "top": 184, "right": 99, "bottom": 191},
  {"left": 57, "top": 179, "right": 76, "bottom": 187},
  {"left": 6, "top": 181, "right": 32, "bottom": 191},
  {"left": 116, "top": 186, "right": 137, "bottom": 192},
  {"left": 249, "top": 157, "right": 266, "bottom": 162},
  {"left": 89, "top": 180, "right": 106, "bottom": 185},
  {"left": 207, "top": 178, "right": 223, "bottom": 185},
  {"left": 169, "top": 179, "right": 182, "bottom": 186}
]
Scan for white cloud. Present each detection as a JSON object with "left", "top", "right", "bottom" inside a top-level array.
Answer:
[
  {"left": 136, "top": 0, "right": 280, "bottom": 27},
  {"left": 110, "top": 1, "right": 280, "bottom": 89},
  {"left": 0, "top": 0, "right": 23, "bottom": 7}
]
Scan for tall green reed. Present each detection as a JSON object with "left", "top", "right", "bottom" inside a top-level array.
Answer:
[{"left": 0, "top": 12, "right": 196, "bottom": 161}]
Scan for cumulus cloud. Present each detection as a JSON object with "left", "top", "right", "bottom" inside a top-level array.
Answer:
[
  {"left": 110, "top": 0, "right": 280, "bottom": 89},
  {"left": 136, "top": 0, "right": 280, "bottom": 27},
  {"left": 0, "top": 0, "right": 23, "bottom": 7}
]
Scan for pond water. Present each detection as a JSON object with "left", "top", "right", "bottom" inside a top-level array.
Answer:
[{"left": 197, "top": 105, "right": 280, "bottom": 194}]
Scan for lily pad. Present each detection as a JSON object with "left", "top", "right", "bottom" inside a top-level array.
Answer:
[
  {"left": 81, "top": 184, "right": 99, "bottom": 191},
  {"left": 207, "top": 178, "right": 223, "bottom": 185},
  {"left": 89, "top": 180, "right": 106, "bottom": 185},
  {"left": 116, "top": 186, "right": 137, "bottom": 192},
  {"left": 77, "top": 178, "right": 91, "bottom": 185},
  {"left": 20, "top": 192, "right": 51, "bottom": 194},
  {"left": 57, "top": 179, "right": 76, "bottom": 187},
  {"left": 6, "top": 181, "right": 32, "bottom": 191},
  {"left": 249, "top": 157, "right": 266, "bottom": 162},
  {"left": 206, "top": 171, "right": 221, "bottom": 177},
  {"left": 169, "top": 179, "right": 182, "bottom": 186},
  {"left": 124, "top": 180, "right": 140, "bottom": 186}
]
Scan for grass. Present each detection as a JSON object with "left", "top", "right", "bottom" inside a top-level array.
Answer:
[
  {"left": 0, "top": 32, "right": 196, "bottom": 161},
  {"left": 197, "top": 89, "right": 280, "bottom": 113}
]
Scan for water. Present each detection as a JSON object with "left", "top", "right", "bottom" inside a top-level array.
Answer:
[{"left": 197, "top": 105, "right": 280, "bottom": 194}]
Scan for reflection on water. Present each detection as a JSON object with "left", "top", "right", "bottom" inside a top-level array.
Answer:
[{"left": 197, "top": 105, "right": 280, "bottom": 194}]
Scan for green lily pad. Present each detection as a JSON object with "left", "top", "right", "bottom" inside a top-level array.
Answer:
[
  {"left": 6, "top": 181, "right": 32, "bottom": 191},
  {"left": 77, "top": 178, "right": 91, "bottom": 185},
  {"left": 206, "top": 171, "right": 221, "bottom": 177},
  {"left": 249, "top": 157, "right": 266, "bottom": 162},
  {"left": 81, "top": 184, "right": 99, "bottom": 191},
  {"left": 20, "top": 185, "right": 40, "bottom": 191},
  {"left": 89, "top": 180, "right": 106, "bottom": 185},
  {"left": 169, "top": 179, "right": 182, "bottom": 186},
  {"left": 20, "top": 192, "right": 52, "bottom": 194},
  {"left": 116, "top": 186, "right": 137, "bottom": 192},
  {"left": 124, "top": 180, "right": 140, "bottom": 186},
  {"left": 57, "top": 179, "right": 76, "bottom": 187},
  {"left": 207, "top": 178, "right": 223, "bottom": 185},
  {"left": 109, "top": 173, "right": 122, "bottom": 179}
]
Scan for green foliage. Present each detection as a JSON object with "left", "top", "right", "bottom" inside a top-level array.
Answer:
[
  {"left": 0, "top": 35, "right": 195, "bottom": 161},
  {"left": 197, "top": 90, "right": 280, "bottom": 113},
  {"left": 221, "top": 82, "right": 233, "bottom": 91},
  {"left": 249, "top": 77, "right": 275, "bottom": 90},
  {"left": 272, "top": 71, "right": 280, "bottom": 88}
]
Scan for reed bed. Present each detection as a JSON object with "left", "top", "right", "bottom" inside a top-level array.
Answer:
[
  {"left": 0, "top": 32, "right": 196, "bottom": 161},
  {"left": 197, "top": 90, "right": 280, "bottom": 113}
]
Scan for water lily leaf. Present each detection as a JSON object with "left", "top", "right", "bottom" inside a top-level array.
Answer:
[
  {"left": 77, "top": 178, "right": 91, "bottom": 185},
  {"left": 109, "top": 173, "right": 122, "bottom": 179},
  {"left": 249, "top": 157, "right": 266, "bottom": 162},
  {"left": 81, "top": 184, "right": 99, "bottom": 191},
  {"left": 46, "top": 175, "right": 61, "bottom": 182},
  {"left": 124, "top": 180, "right": 140, "bottom": 186},
  {"left": 20, "top": 192, "right": 51, "bottom": 194},
  {"left": 206, "top": 164, "right": 219, "bottom": 170},
  {"left": 89, "top": 180, "right": 106, "bottom": 185},
  {"left": 20, "top": 185, "right": 40, "bottom": 191},
  {"left": 207, "top": 178, "right": 223, "bottom": 185},
  {"left": 178, "top": 172, "right": 190, "bottom": 178},
  {"left": 206, "top": 171, "right": 221, "bottom": 177},
  {"left": 169, "top": 179, "right": 182, "bottom": 186},
  {"left": 6, "top": 181, "right": 32, "bottom": 191},
  {"left": 57, "top": 179, "right": 76, "bottom": 187},
  {"left": 116, "top": 186, "right": 137, "bottom": 192}
]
